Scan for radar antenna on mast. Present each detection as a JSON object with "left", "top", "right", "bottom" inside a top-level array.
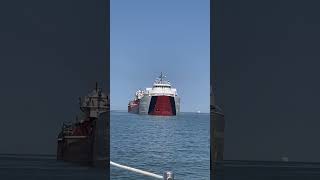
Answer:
[{"left": 158, "top": 72, "right": 167, "bottom": 83}]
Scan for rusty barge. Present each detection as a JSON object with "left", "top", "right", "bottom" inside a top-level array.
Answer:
[{"left": 56, "top": 83, "right": 109, "bottom": 167}]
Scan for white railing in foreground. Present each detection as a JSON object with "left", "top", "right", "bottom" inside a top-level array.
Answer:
[{"left": 110, "top": 161, "right": 174, "bottom": 180}]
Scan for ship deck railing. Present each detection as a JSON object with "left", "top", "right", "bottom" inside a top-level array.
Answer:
[
  {"left": 63, "top": 136, "right": 88, "bottom": 139},
  {"left": 110, "top": 161, "right": 174, "bottom": 180}
]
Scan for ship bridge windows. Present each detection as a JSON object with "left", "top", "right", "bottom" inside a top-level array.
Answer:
[{"left": 153, "top": 85, "right": 171, "bottom": 88}]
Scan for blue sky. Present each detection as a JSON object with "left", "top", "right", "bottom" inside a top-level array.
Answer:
[{"left": 110, "top": 0, "right": 210, "bottom": 113}]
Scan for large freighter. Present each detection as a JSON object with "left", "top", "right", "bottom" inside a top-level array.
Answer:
[
  {"left": 57, "top": 83, "right": 109, "bottom": 167},
  {"left": 128, "top": 73, "right": 180, "bottom": 116}
]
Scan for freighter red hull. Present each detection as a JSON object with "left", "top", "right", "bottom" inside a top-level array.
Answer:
[{"left": 148, "top": 96, "right": 175, "bottom": 116}]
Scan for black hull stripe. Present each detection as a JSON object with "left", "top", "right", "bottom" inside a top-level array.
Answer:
[
  {"left": 170, "top": 96, "right": 176, "bottom": 115},
  {"left": 148, "top": 96, "right": 157, "bottom": 114}
]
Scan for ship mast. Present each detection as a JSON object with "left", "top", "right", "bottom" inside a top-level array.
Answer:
[
  {"left": 160, "top": 72, "right": 163, "bottom": 83},
  {"left": 158, "top": 72, "right": 167, "bottom": 84}
]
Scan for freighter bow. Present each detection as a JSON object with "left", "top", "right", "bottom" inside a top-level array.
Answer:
[{"left": 128, "top": 73, "right": 180, "bottom": 116}]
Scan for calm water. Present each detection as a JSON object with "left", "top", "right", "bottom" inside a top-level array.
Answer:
[
  {"left": 110, "top": 111, "right": 210, "bottom": 180},
  {"left": 0, "top": 154, "right": 107, "bottom": 180},
  {"left": 215, "top": 160, "right": 320, "bottom": 180},
  {"left": 1, "top": 111, "right": 320, "bottom": 179},
  {"left": 2, "top": 154, "right": 320, "bottom": 180}
]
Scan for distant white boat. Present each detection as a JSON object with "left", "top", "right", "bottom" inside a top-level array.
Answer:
[{"left": 197, "top": 110, "right": 201, "bottom": 113}]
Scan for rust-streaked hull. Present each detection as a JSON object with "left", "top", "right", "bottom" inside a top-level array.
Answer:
[
  {"left": 57, "top": 112, "right": 109, "bottom": 168},
  {"left": 57, "top": 137, "right": 93, "bottom": 165}
]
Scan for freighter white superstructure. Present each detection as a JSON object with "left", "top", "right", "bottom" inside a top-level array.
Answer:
[{"left": 128, "top": 73, "right": 180, "bottom": 116}]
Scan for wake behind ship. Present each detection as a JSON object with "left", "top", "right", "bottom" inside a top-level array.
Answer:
[
  {"left": 128, "top": 73, "right": 180, "bottom": 116},
  {"left": 57, "top": 83, "right": 109, "bottom": 167}
]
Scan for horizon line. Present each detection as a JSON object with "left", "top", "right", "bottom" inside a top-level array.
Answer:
[{"left": 110, "top": 109, "right": 210, "bottom": 113}]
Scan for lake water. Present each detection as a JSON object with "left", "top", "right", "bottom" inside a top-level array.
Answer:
[
  {"left": 1, "top": 154, "right": 320, "bottom": 179},
  {"left": 110, "top": 111, "right": 210, "bottom": 180},
  {"left": 1, "top": 111, "right": 319, "bottom": 179},
  {"left": 215, "top": 160, "right": 320, "bottom": 180},
  {"left": 0, "top": 154, "right": 107, "bottom": 180}
]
